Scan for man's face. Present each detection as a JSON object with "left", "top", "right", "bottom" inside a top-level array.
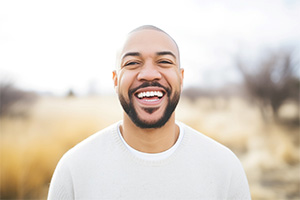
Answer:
[{"left": 113, "top": 29, "right": 184, "bottom": 129}]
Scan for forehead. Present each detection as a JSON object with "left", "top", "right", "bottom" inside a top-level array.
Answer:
[{"left": 120, "top": 29, "right": 179, "bottom": 58}]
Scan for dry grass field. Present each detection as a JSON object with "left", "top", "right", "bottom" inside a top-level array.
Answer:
[{"left": 0, "top": 95, "right": 299, "bottom": 199}]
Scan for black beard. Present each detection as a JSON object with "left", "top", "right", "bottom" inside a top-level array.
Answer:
[{"left": 118, "top": 82, "right": 180, "bottom": 129}]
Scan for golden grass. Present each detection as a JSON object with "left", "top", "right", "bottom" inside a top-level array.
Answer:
[{"left": 0, "top": 95, "right": 299, "bottom": 199}]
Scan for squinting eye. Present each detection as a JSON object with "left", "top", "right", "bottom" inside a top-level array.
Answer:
[
  {"left": 124, "top": 61, "right": 140, "bottom": 66},
  {"left": 159, "top": 60, "right": 173, "bottom": 64}
]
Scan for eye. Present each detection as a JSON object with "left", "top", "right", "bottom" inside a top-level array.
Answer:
[
  {"left": 124, "top": 61, "right": 141, "bottom": 67},
  {"left": 158, "top": 60, "right": 174, "bottom": 65},
  {"left": 125, "top": 61, "right": 138, "bottom": 66}
]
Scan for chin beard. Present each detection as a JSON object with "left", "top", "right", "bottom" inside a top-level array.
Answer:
[{"left": 118, "top": 84, "right": 180, "bottom": 129}]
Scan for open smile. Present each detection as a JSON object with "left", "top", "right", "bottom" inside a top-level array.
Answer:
[{"left": 134, "top": 87, "right": 166, "bottom": 105}]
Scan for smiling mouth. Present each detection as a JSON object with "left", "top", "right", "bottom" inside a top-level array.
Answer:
[
  {"left": 135, "top": 90, "right": 164, "bottom": 102},
  {"left": 134, "top": 90, "right": 164, "bottom": 114},
  {"left": 129, "top": 81, "right": 169, "bottom": 102}
]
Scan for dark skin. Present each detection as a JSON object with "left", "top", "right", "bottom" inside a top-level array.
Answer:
[{"left": 112, "top": 29, "right": 184, "bottom": 153}]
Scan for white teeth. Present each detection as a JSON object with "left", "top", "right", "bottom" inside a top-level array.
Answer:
[
  {"left": 137, "top": 91, "right": 163, "bottom": 99},
  {"left": 137, "top": 93, "right": 144, "bottom": 98}
]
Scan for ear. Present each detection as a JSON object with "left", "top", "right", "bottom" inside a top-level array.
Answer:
[
  {"left": 180, "top": 68, "right": 184, "bottom": 89},
  {"left": 112, "top": 70, "right": 118, "bottom": 92}
]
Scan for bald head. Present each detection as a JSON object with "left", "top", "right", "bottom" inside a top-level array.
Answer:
[
  {"left": 116, "top": 25, "right": 180, "bottom": 69},
  {"left": 130, "top": 25, "right": 169, "bottom": 34}
]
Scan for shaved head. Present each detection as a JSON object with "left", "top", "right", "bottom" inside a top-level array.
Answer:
[
  {"left": 130, "top": 25, "right": 169, "bottom": 34},
  {"left": 116, "top": 25, "right": 180, "bottom": 69},
  {"left": 130, "top": 25, "right": 180, "bottom": 60}
]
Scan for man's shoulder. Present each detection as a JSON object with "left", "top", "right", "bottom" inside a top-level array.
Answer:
[
  {"left": 59, "top": 121, "right": 121, "bottom": 163},
  {"left": 179, "top": 122, "right": 239, "bottom": 160}
]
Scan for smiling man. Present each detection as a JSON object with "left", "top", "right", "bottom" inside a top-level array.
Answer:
[{"left": 48, "top": 25, "right": 251, "bottom": 200}]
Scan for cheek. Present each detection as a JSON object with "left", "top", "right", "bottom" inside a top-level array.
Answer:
[
  {"left": 162, "top": 70, "right": 182, "bottom": 90},
  {"left": 118, "top": 71, "right": 137, "bottom": 95}
]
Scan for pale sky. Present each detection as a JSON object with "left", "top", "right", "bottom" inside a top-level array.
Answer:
[{"left": 1, "top": 0, "right": 299, "bottom": 95}]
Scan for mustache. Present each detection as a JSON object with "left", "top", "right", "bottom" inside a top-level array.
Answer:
[{"left": 128, "top": 82, "right": 170, "bottom": 97}]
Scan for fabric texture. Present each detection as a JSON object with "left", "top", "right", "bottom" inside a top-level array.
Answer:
[
  {"left": 48, "top": 121, "right": 251, "bottom": 200},
  {"left": 117, "top": 121, "right": 185, "bottom": 161}
]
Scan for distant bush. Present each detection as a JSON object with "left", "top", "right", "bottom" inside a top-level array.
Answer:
[
  {"left": 0, "top": 81, "right": 37, "bottom": 117},
  {"left": 236, "top": 48, "right": 299, "bottom": 123}
]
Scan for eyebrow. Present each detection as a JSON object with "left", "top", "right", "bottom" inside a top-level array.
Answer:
[
  {"left": 121, "top": 52, "right": 140, "bottom": 60},
  {"left": 156, "top": 51, "right": 176, "bottom": 59},
  {"left": 122, "top": 51, "right": 176, "bottom": 60}
]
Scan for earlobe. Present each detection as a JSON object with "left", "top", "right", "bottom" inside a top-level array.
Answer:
[
  {"left": 112, "top": 70, "right": 119, "bottom": 94},
  {"left": 112, "top": 70, "right": 118, "bottom": 88}
]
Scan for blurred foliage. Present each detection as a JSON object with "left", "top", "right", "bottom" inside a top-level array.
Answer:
[
  {"left": 0, "top": 80, "right": 37, "bottom": 117},
  {"left": 236, "top": 48, "right": 299, "bottom": 123},
  {"left": 66, "top": 89, "right": 76, "bottom": 98},
  {"left": 183, "top": 47, "right": 299, "bottom": 125}
]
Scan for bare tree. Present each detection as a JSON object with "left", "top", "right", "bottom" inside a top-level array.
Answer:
[{"left": 236, "top": 48, "right": 299, "bottom": 122}]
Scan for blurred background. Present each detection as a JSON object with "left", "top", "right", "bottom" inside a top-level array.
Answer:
[{"left": 0, "top": 0, "right": 299, "bottom": 199}]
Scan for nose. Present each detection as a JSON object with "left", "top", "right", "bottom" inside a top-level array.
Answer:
[{"left": 137, "top": 61, "right": 162, "bottom": 81}]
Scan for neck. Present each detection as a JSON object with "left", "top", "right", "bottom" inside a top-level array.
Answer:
[{"left": 120, "top": 113, "right": 179, "bottom": 153}]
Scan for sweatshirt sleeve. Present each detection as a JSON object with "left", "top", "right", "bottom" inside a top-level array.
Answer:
[
  {"left": 227, "top": 155, "right": 251, "bottom": 200},
  {"left": 48, "top": 156, "right": 74, "bottom": 200}
]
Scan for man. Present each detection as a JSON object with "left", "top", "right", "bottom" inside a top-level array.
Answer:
[{"left": 48, "top": 25, "right": 251, "bottom": 199}]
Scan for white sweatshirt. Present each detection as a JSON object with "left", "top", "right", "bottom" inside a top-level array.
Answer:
[{"left": 48, "top": 121, "right": 251, "bottom": 200}]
